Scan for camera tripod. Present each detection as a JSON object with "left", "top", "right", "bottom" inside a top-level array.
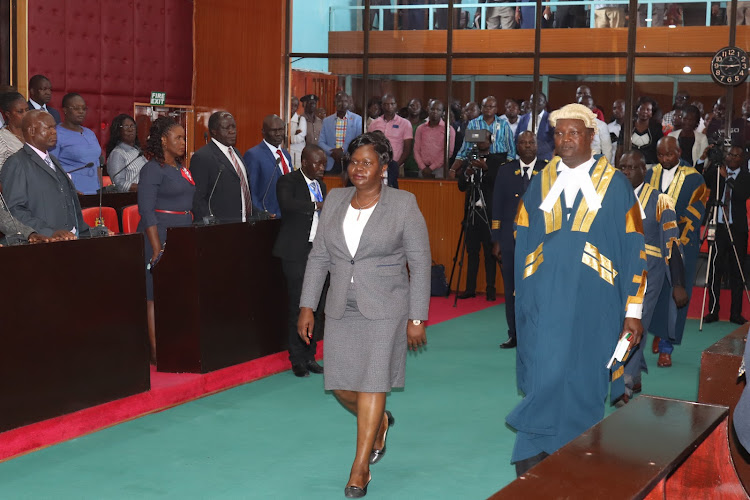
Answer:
[
  {"left": 698, "top": 165, "right": 750, "bottom": 330},
  {"left": 446, "top": 167, "right": 499, "bottom": 307}
]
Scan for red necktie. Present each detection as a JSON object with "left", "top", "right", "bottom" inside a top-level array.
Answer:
[
  {"left": 228, "top": 147, "right": 252, "bottom": 216},
  {"left": 276, "top": 149, "right": 290, "bottom": 175}
]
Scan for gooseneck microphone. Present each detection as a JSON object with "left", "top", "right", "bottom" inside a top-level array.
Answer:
[
  {"left": 203, "top": 166, "right": 224, "bottom": 225},
  {"left": 107, "top": 152, "right": 144, "bottom": 188},
  {"left": 261, "top": 157, "right": 281, "bottom": 214},
  {"left": 67, "top": 162, "right": 95, "bottom": 174}
]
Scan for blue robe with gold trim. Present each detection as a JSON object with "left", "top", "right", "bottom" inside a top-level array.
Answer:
[
  {"left": 508, "top": 155, "right": 647, "bottom": 462},
  {"left": 623, "top": 184, "right": 683, "bottom": 388},
  {"left": 644, "top": 163, "right": 707, "bottom": 344}
]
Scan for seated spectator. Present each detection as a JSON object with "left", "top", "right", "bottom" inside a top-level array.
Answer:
[
  {"left": 668, "top": 105, "right": 708, "bottom": 170},
  {"left": 106, "top": 114, "right": 147, "bottom": 192},
  {"left": 27, "top": 74, "right": 60, "bottom": 124},
  {"left": 0, "top": 92, "right": 28, "bottom": 171},
  {"left": 49, "top": 93, "right": 102, "bottom": 195},
  {"left": 0, "top": 110, "right": 89, "bottom": 240},
  {"left": 414, "top": 100, "right": 456, "bottom": 179}
]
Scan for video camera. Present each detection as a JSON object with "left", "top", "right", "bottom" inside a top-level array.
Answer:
[
  {"left": 706, "top": 130, "right": 731, "bottom": 166},
  {"left": 463, "top": 129, "right": 491, "bottom": 163}
]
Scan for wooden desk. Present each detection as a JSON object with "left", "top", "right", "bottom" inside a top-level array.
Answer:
[
  {"left": 0, "top": 234, "right": 149, "bottom": 433},
  {"left": 153, "top": 220, "right": 287, "bottom": 373},
  {"left": 490, "top": 396, "right": 747, "bottom": 499},
  {"left": 698, "top": 324, "right": 750, "bottom": 493}
]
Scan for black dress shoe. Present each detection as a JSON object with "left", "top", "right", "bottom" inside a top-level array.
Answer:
[
  {"left": 344, "top": 475, "right": 371, "bottom": 498},
  {"left": 291, "top": 364, "right": 310, "bottom": 377},
  {"left": 486, "top": 288, "right": 496, "bottom": 301},
  {"left": 500, "top": 338, "right": 517, "bottom": 349},
  {"left": 703, "top": 313, "right": 719, "bottom": 324},
  {"left": 369, "top": 411, "right": 394, "bottom": 465},
  {"left": 457, "top": 291, "right": 476, "bottom": 299},
  {"left": 305, "top": 359, "right": 324, "bottom": 374},
  {"left": 730, "top": 315, "right": 748, "bottom": 325}
]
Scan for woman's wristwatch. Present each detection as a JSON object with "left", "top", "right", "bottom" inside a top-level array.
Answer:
[{"left": 411, "top": 319, "right": 423, "bottom": 326}]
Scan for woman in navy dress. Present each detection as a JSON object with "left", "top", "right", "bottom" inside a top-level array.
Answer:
[{"left": 137, "top": 116, "right": 195, "bottom": 364}]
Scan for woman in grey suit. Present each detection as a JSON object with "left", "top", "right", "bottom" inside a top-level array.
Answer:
[{"left": 298, "top": 132, "right": 431, "bottom": 498}]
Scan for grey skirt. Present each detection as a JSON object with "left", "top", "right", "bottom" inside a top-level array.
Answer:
[{"left": 324, "top": 282, "right": 408, "bottom": 392}]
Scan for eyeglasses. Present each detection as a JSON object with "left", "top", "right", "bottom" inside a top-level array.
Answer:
[{"left": 120, "top": 124, "right": 136, "bottom": 130}]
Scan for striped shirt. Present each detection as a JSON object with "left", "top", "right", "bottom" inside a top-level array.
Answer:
[
  {"left": 455, "top": 115, "right": 516, "bottom": 160},
  {"left": 107, "top": 142, "right": 148, "bottom": 192}
]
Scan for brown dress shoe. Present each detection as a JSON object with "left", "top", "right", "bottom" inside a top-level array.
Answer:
[
  {"left": 657, "top": 352, "right": 672, "bottom": 367},
  {"left": 651, "top": 337, "right": 660, "bottom": 354}
]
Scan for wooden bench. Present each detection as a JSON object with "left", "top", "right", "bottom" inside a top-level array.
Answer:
[
  {"left": 699, "top": 324, "right": 750, "bottom": 493},
  {"left": 490, "top": 396, "right": 747, "bottom": 499}
]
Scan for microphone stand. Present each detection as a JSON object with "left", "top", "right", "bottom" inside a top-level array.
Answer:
[{"left": 89, "top": 164, "right": 109, "bottom": 237}]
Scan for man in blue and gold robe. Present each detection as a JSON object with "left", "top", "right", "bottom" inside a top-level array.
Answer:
[
  {"left": 619, "top": 150, "right": 686, "bottom": 403},
  {"left": 508, "top": 104, "right": 647, "bottom": 476},
  {"left": 645, "top": 136, "right": 707, "bottom": 368}
]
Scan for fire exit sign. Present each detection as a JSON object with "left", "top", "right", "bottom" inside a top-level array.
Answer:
[{"left": 150, "top": 92, "right": 166, "bottom": 105}]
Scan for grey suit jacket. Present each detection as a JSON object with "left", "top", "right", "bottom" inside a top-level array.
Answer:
[
  {"left": 0, "top": 145, "right": 89, "bottom": 237},
  {"left": 300, "top": 185, "right": 431, "bottom": 321}
]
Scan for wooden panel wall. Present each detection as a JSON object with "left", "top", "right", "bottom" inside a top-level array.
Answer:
[
  {"left": 193, "top": 0, "right": 286, "bottom": 154},
  {"left": 323, "top": 176, "right": 503, "bottom": 294}
]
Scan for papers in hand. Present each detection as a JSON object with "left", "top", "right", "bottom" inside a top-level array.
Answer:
[{"left": 607, "top": 335, "right": 632, "bottom": 369}]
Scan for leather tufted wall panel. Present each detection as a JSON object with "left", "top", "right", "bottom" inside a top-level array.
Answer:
[{"left": 28, "top": 0, "right": 193, "bottom": 147}]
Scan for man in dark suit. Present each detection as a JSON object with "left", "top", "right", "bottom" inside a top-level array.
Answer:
[
  {"left": 0, "top": 110, "right": 87, "bottom": 239},
  {"left": 515, "top": 92, "right": 555, "bottom": 161},
  {"left": 450, "top": 129, "right": 502, "bottom": 302},
  {"left": 319, "top": 92, "right": 363, "bottom": 173},
  {"left": 491, "top": 131, "right": 545, "bottom": 348},
  {"left": 243, "top": 114, "right": 292, "bottom": 218},
  {"left": 703, "top": 145, "right": 750, "bottom": 325},
  {"left": 27, "top": 75, "right": 61, "bottom": 124},
  {"left": 274, "top": 145, "right": 327, "bottom": 377},
  {"left": 192, "top": 111, "right": 257, "bottom": 223}
]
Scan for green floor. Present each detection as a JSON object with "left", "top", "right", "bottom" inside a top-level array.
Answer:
[{"left": 0, "top": 307, "right": 738, "bottom": 499}]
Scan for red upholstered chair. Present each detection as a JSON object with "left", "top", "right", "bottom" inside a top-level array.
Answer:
[
  {"left": 102, "top": 176, "right": 112, "bottom": 187},
  {"left": 122, "top": 205, "right": 141, "bottom": 234},
  {"left": 700, "top": 226, "right": 708, "bottom": 254},
  {"left": 81, "top": 207, "right": 119, "bottom": 234}
]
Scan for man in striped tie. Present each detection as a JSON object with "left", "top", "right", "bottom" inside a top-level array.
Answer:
[
  {"left": 192, "top": 111, "right": 257, "bottom": 223},
  {"left": 273, "top": 145, "right": 328, "bottom": 377},
  {"left": 244, "top": 115, "right": 293, "bottom": 218}
]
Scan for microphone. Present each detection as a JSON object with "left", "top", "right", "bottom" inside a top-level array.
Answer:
[
  {"left": 67, "top": 162, "right": 95, "bottom": 174},
  {"left": 89, "top": 162, "right": 109, "bottom": 237},
  {"left": 0, "top": 190, "right": 27, "bottom": 245},
  {"left": 104, "top": 152, "right": 144, "bottom": 192},
  {"left": 204, "top": 132, "right": 209, "bottom": 144},
  {"left": 202, "top": 166, "right": 224, "bottom": 225},
  {"left": 261, "top": 157, "right": 281, "bottom": 215}
]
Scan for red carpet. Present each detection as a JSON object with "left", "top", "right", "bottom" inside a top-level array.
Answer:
[{"left": 0, "top": 294, "right": 494, "bottom": 462}]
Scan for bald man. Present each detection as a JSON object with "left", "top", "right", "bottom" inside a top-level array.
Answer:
[
  {"left": 243, "top": 114, "right": 293, "bottom": 218},
  {"left": 0, "top": 110, "right": 87, "bottom": 240},
  {"left": 644, "top": 136, "right": 707, "bottom": 367}
]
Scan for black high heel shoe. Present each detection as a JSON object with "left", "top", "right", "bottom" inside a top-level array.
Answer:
[
  {"left": 344, "top": 474, "right": 371, "bottom": 498},
  {"left": 369, "top": 410, "right": 395, "bottom": 465}
]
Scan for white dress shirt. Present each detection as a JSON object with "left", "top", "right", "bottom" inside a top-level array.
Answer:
[
  {"left": 300, "top": 169, "right": 321, "bottom": 242},
  {"left": 264, "top": 140, "right": 288, "bottom": 175},
  {"left": 212, "top": 138, "right": 250, "bottom": 222}
]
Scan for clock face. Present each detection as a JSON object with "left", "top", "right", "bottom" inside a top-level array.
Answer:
[{"left": 712, "top": 47, "right": 749, "bottom": 86}]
